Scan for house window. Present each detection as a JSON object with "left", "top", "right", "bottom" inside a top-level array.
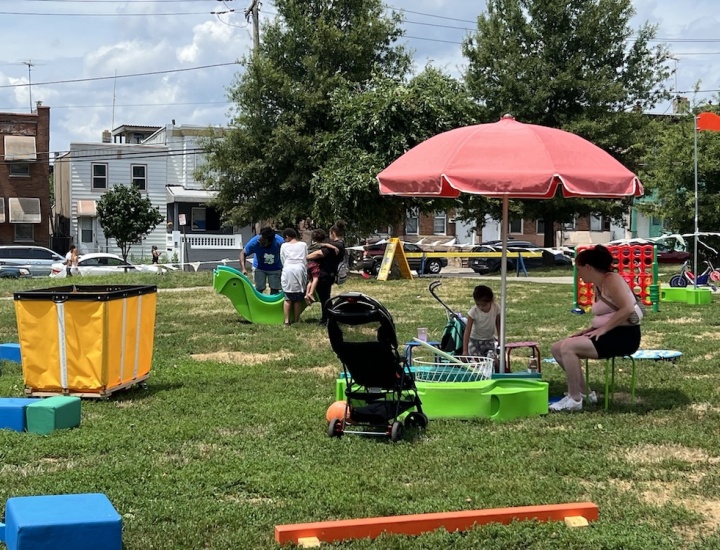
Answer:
[
  {"left": 14, "top": 224, "right": 34, "bottom": 242},
  {"left": 92, "top": 163, "right": 108, "bottom": 190},
  {"left": 509, "top": 219, "right": 522, "bottom": 234},
  {"left": 8, "top": 163, "right": 30, "bottom": 176},
  {"left": 191, "top": 207, "right": 206, "bottom": 231},
  {"left": 536, "top": 219, "right": 545, "bottom": 234},
  {"left": 563, "top": 217, "right": 576, "bottom": 231},
  {"left": 405, "top": 207, "right": 419, "bottom": 235},
  {"left": 433, "top": 212, "right": 446, "bottom": 235},
  {"left": 131, "top": 164, "right": 147, "bottom": 191},
  {"left": 80, "top": 217, "right": 93, "bottom": 244},
  {"left": 590, "top": 215, "right": 611, "bottom": 232}
]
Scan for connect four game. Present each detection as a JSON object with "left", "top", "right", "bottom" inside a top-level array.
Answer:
[{"left": 575, "top": 244, "right": 656, "bottom": 311}]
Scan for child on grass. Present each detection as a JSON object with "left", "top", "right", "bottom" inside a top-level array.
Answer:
[{"left": 462, "top": 285, "right": 500, "bottom": 360}]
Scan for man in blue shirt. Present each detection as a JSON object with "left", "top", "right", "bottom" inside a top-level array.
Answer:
[{"left": 240, "top": 227, "right": 284, "bottom": 294}]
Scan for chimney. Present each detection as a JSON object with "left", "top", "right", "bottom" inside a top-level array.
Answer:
[{"left": 102, "top": 130, "right": 112, "bottom": 143}]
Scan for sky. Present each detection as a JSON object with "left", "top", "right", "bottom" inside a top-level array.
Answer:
[{"left": 1, "top": 0, "right": 719, "bottom": 159}]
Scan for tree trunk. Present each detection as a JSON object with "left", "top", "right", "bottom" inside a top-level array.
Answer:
[{"left": 543, "top": 213, "right": 556, "bottom": 248}]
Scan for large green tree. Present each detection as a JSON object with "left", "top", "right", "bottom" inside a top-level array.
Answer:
[
  {"left": 312, "top": 68, "right": 484, "bottom": 236},
  {"left": 197, "top": 0, "right": 409, "bottom": 230},
  {"left": 462, "top": 0, "right": 671, "bottom": 245},
  {"left": 97, "top": 184, "right": 164, "bottom": 261}
]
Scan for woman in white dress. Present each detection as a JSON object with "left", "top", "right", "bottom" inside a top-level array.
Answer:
[{"left": 280, "top": 228, "right": 308, "bottom": 325}]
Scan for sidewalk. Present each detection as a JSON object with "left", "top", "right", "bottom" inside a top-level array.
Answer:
[{"left": 438, "top": 266, "right": 574, "bottom": 284}]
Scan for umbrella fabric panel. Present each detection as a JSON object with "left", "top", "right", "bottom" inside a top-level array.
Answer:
[{"left": 378, "top": 117, "right": 643, "bottom": 199}]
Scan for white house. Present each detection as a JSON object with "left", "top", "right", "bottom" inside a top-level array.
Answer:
[{"left": 53, "top": 123, "right": 251, "bottom": 268}]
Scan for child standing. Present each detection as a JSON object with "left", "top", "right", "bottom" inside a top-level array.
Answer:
[{"left": 462, "top": 285, "right": 501, "bottom": 359}]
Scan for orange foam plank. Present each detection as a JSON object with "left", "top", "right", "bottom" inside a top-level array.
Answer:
[{"left": 275, "top": 502, "right": 598, "bottom": 544}]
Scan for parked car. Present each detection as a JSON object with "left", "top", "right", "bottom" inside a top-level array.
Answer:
[
  {"left": 362, "top": 242, "right": 448, "bottom": 276},
  {"left": 609, "top": 239, "right": 691, "bottom": 264},
  {"left": 0, "top": 260, "right": 31, "bottom": 279},
  {"left": 651, "top": 242, "right": 691, "bottom": 264},
  {"left": 50, "top": 253, "right": 158, "bottom": 277},
  {"left": 0, "top": 246, "right": 67, "bottom": 277},
  {"left": 469, "top": 240, "right": 572, "bottom": 274}
]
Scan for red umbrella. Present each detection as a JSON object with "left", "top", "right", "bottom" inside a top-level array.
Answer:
[{"left": 377, "top": 115, "right": 643, "bottom": 371}]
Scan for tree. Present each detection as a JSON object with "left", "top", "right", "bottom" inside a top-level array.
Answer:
[
  {"left": 462, "top": 0, "right": 671, "bottom": 246},
  {"left": 311, "top": 67, "right": 484, "bottom": 236},
  {"left": 97, "top": 185, "right": 164, "bottom": 261},
  {"left": 197, "top": 0, "right": 409, "bottom": 230},
  {"left": 639, "top": 110, "right": 720, "bottom": 252}
]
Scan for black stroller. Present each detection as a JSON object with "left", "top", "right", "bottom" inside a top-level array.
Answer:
[
  {"left": 326, "top": 292, "right": 427, "bottom": 442},
  {"left": 429, "top": 281, "right": 466, "bottom": 356}
]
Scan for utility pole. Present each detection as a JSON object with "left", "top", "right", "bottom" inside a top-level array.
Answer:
[
  {"left": 22, "top": 60, "right": 34, "bottom": 112},
  {"left": 244, "top": 0, "right": 260, "bottom": 55}
]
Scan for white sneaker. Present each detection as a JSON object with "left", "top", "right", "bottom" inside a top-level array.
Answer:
[
  {"left": 549, "top": 395, "right": 583, "bottom": 412},
  {"left": 565, "top": 391, "right": 598, "bottom": 405}
]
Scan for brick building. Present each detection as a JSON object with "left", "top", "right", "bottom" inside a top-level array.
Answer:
[{"left": 0, "top": 104, "right": 51, "bottom": 246}]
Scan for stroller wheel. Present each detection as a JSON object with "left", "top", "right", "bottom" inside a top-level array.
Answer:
[
  {"left": 390, "top": 421, "right": 404, "bottom": 443},
  {"left": 327, "top": 418, "right": 344, "bottom": 438},
  {"left": 405, "top": 412, "right": 429, "bottom": 429}
]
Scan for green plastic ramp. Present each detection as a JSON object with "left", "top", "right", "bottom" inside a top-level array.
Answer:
[{"left": 213, "top": 266, "right": 311, "bottom": 324}]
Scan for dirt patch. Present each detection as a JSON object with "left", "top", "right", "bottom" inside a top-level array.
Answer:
[
  {"left": 191, "top": 351, "right": 294, "bottom": 365},
  {"left": 666, "top": 316, "right": 701, "bottom": 325},
  {"left": 624, "top": 443, "right": 720, "bottom": 465},
  {"left": 690, "top": 403, "right": 720, "bottom": 414}
]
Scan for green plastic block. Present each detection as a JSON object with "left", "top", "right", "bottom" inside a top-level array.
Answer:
[
  {"left": 26, "top": 396, "right": 81, "bottom": 435},
  {"left": 685, "top": 288, "right": 712, "bottom": 305}
]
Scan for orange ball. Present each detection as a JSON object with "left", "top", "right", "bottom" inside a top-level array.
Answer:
[{"left": 326, "top": 401, "right": 350, "bottom": 423}]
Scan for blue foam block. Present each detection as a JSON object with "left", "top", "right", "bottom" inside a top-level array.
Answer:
[
  {"left": 0, "top": 343, "right": 21, "bottom": 364},
  {"left": 0, "top": 399, "right": 40, "bottom": 432},
  {"left": 1, "top": 493, "right": 122, "bottom": 550}
]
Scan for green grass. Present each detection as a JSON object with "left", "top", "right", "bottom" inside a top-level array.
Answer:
[{"left": 0, "top": 272, "right": 719, "bottom": 549}]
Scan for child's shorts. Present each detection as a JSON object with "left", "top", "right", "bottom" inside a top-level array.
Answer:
[
  {"left": 285, "top": 292, "right": 305, "bottom": 303},
  {"left": 307, "top": 261, "right": 321, "bottom": 279},
  {"left": 468, "top": 338, "right": 497, "bottom": 357}
]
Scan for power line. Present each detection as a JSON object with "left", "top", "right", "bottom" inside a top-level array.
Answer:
[
  {"left": 0, "top": 10, "right": 210, "bottom": 16},
  {"left": 0, "top": 62, "right": 239, "bottom": 89},
  {"left": 0, "top": 101, "right": 231, "bottom": 110}
]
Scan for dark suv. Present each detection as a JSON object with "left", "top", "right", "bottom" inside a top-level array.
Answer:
[
  {"left": 469, "top": 240, "right": 572, "bottom": 274},
  {"left": 362, "top": 242, "right": 448, "bottom": 276}
]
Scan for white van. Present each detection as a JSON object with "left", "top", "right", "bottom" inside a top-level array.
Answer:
[{"left": 0, "top": 246, "right": 67, "bottom": 277}]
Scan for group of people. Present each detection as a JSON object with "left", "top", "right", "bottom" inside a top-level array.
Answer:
[
  {"left": 240, "top": 221, "right": 347, "bottom": 326},
  {"left": 461, "top": 244, "right": 642, "bottom": 412}
]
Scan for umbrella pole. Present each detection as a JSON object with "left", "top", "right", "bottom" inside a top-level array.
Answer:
[{"left": 499, "top": 196, "right": 509, "bottom": 373}]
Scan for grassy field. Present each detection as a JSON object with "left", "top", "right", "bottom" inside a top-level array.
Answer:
[{"left": 0, "top": 270, "right": 719, "bottom": 549}]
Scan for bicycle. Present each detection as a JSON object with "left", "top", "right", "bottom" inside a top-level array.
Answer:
[{"left": 669, "top": 259, "right": 720, "bottom": 289}]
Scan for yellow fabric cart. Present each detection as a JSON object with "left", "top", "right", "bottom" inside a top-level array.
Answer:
[{"left": 14, "top": 285, "right": 157, "bottom": 398}]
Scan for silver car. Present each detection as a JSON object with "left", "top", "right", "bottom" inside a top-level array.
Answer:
[{"left": 0, "top": 246, "right": 66, "bottom": 277}]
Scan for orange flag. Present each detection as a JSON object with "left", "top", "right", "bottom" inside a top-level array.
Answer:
[{"left": 697, "top": 112, "right": 720, "bottom": 132}]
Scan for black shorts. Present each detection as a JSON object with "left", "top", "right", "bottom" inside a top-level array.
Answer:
[
  {"left": 284, "top": 292, "right": 305, "bottom": 303},
  {"left": 591, "top": 325, "right": 641, "bottom": 359}
]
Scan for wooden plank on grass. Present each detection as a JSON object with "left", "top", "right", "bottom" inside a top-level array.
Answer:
[{"left": 275, "top": 502, "right": 599, "bottom": 544}]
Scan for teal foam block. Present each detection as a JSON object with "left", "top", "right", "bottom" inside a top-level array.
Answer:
[
  {"left": 25, "top": 396, "right": 81, "bottom": 435},
  {"left": 0, "top": 493, "right": 122, "bottom": 550},
  {"left": 0, "top": 398, "right": 41, "bottom": 432},
  {"left": 0, "top": 343, "right": 21, "bottom": 364}
]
